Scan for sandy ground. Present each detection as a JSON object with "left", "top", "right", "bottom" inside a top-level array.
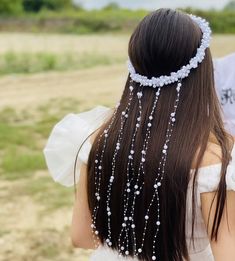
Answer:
[
  {"left": 0, "top": 33, "right": 234, "bottom": 57},
  {"left": 0, "top": 64, "right": 126, "bottom": 111}
]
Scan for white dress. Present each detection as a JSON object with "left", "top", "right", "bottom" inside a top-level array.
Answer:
[{"left": 43, "top": 106, "right": 235, "bottom": 261}]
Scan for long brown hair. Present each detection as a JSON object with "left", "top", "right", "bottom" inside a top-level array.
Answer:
[{"left": 87, "top": 8, "right": 232, "bottom": 261}]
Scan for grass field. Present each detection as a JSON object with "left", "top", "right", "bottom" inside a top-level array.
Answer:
[{"left": 0, "top": 33, "right": 234, "bottom": 261}]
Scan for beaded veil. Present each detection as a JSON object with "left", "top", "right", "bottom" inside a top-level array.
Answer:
[{"left": 90, "top": 14, "right": 212, "bottom": 260}]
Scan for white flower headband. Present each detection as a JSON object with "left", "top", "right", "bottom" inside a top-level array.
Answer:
[{"left": 127, "top": 14, "right": 212, "bottom": 88}]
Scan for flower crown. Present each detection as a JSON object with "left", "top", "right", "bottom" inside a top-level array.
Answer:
[{"left": 127, "top": 14, "right": 212, "bottom": 88}]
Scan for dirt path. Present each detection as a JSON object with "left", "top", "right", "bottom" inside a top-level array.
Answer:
[{"left": 0, "top": 64, "right": 126, "bottom": 111}]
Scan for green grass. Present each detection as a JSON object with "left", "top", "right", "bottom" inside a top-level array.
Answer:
[
  {"left": 0, "top": 98, "right": 84, "bottom": 181},
  {"left": 2, "top": 149, "right": 46, "bottom": 178},
  {"left": 0, "top": 51, "right": 123, "bottom": 75},
  {"left": 23, "top": 176, "right": 74, "bottom": 210}
]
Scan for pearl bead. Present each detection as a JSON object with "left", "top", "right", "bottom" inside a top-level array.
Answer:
[
  {"left": 125, "top": 250, "right": 129, "bottom": 255},
  {"left": 138, "top": 248, "right": 142, "bottom": 253},
  {"left": 152, "top": 256, "right": 156, "bottom": 260},
  {"left": 95, "top": 230, "right": 99, "bottom": 235},
  {"left": 156, "top": 221, "right": 161, "bottom": 226},
  {"left": 145, "top": 215, "right": 149, "bottom": 220},
  {"left": 131, "top": 224, "right": 135, "bottom": 228}
]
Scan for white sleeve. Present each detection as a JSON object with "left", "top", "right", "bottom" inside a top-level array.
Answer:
[
  {"left": 197, "top": 145, "right": 235, "bottom": 193},
  {"left": 43, "top": 106, "right": 111, "bottom": 187}
]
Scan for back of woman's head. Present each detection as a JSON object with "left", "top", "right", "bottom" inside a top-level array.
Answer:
[{"left": 87, "top": 8, "right": 232, "bottom": 261}]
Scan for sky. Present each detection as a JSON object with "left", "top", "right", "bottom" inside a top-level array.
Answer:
[{"left": 74, "top": 0, "right": 230, "bottom": 10}]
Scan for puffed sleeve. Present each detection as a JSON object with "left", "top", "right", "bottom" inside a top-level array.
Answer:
[
  {"left": 197, "top": 145, "right": 235, "bottom": 194},
  {"left": 43, "top": 106, "right": 111, "bottom": 187}
]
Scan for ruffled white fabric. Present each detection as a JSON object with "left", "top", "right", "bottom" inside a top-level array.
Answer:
[
  {"left": 44, "top": 106, "right": 235, "bottom": 261},
  {"left": 43, "top": 106, "right": 111, "bottom": 187}
]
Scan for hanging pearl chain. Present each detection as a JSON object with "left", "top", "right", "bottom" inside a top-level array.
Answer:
[{"left": 91, "top": 101, "right": 120, "bottom": 247}]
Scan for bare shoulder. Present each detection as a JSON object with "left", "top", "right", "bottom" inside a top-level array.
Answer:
[{"left": 196, "top": 136, "right": 235, "bottom": 168}]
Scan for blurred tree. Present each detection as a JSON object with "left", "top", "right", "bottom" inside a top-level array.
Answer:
[
  {"left": 23, "top": 0, "right": 43, "bottom": 12},
  {"left": 0, "top": 0, "right": 23, "bottom": 15},
  {"left": 22, "top": 0, "right": 73, "bottom": 12},
  {"left": 42, "top": 0, "right": 73, "bottom": 10},
  {"left": 103, "top": 2, "right": 120, "bottom": 10},
  {"left": 224, "top": 1, "right": 235, "bottom": 10}
]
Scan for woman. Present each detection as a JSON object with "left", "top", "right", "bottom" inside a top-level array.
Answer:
[{"left": 44, "top": 9, "right": 235, "bottom": 261}]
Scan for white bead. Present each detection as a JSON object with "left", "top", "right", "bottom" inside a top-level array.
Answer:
[
  {"left": 145, "top": 215, "right": 149, "bottom": 220},
  {"left": 95, "top": 230, "right": 99, "bottom": 235},
  {"left": 125, "top": 250, "right": 129, "bottom": 255},
  {"left": 152, "top": 256, "right": 156, "bottom": 260},
  {"left": 136, "top": 191, "right": 140, "bottom": 195},
  {"left": 122, "top": 223, "right": 126, "bottom": 227},
  {"left": 138, "top": 248, "right": 142, "bottom": 253},
  {"left": 129, "top": 86, "right": 134, "bottom": 91},
  {"left": 98, "top": 165, "right": 102, "bottom": 170},
  {"left": 148, "top": 123, "right": 152, "bottom": 127},
  {"left": 141, "top": 150, "right": 146, "bottom": 155},
  {"left": 141, "top": 158, "right": 145, "bottom": 162},
  {"left": 107, "top": 211, "right": 111, "bottom": 216},
  {"left": 130, "top": 150, "right": 135, "bottom": 154},
  {"left": 156, "top": 221, "right": 161, "bottom": 226},
  {"left": 157, "top": 182, "right": 161, "bottom": 187},
  {"left": 121, "top": 246, "right": 124, "bottom": 250},
  {"left": 127, "top": 188, "right": 131, "bottom": 193},
  {"left": 131, "top": 224, "right": 135, "bottom": 228},
  {"left": 124, "top": 217, "right": 128, "bottom": 221},
  {"left": 108, "top": 242, "right": 112, "bottom": 246},
  {"left": 134, "top": 185, "right": 138, "bottom": 189},
  {"left": 95, "top": 160, "right": 98, "bottom": 163},
  {"left": 122, "top": 111, "right": 125, "bottom": 115}
]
